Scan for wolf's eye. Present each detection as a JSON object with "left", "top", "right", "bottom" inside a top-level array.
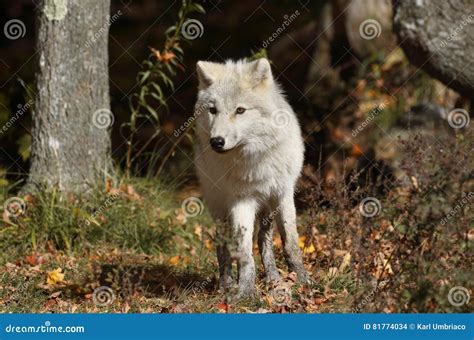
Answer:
[
  {"left": 209, "top": 107, "right": 217, "bottom": 115},
  {"left": 235, "top": 107, "right": 246, "bottom": 114}
]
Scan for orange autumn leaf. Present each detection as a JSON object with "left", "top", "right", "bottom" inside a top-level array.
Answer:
[
  {"left": 273, "top": 236, "right": 282, "bottom": 249},
  {"left": 314, "top": 297, "right": 328, "bottom": 305},
  {"left": 204, "top": 239, "right": 213, "bottom": 250},
  {"left": 150, "top": 47, "right": 176, "bottom": 63},
  {"left": 217, "top": 302, "right": 229, "bottom": 312},
  {"left": 351, "top": 144, "right": 363, "bottom": 157},
  {"left": 168, "top": 255, "right": 180, "bottom": 266},
  {"left": 331, "top": 128, "right": 345, "bottom": 141},
  {"left": 25, "top": 254, "right": 37, "bottom": 266},
  {"left": 366, "top": 89, "right": 377, "bottom": 98},
  {"left": 23, "top": 194, "right": 34, "bottom": 205},
  {"left": 160, "top": 51, "right": 176, "bottom": 63}
]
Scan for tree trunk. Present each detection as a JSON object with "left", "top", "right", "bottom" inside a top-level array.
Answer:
[
  {"left": 27, "top": 0, "right": 113, "bottom": 193},
  {"left": 392, "top": 0, "right": 474, "bottom": 98}
]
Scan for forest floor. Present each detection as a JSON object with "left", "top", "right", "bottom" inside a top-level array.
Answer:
[
  {"left": 1, "top": 128, "right": 472, "bottom": 314},
  {"left": 0, "top": 179, "right": 358, "bottom": 313},
  {"left": 0, "top": 49, "right": 472, "bottom": 313}
]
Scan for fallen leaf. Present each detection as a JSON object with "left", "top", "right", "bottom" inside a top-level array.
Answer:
[
  {"left": 45, "top": 298, "right": 57, "bottom": 309},
  {"left": 303, "top": 243, "right": 316, "bottom": 254},
  {"left": 350, "top": 144, "right": 363, "bottom": 157},
  {"left": 338, "top": 252, "right": 351, "bottom": 272},
  {"left": 314, "top": 297, "right": 328, "bottom": 305},
  {"left": 25, "top": 254, "right": 37, "bottom": 266},
  {"left": 204, "top": 239, "right": 213, "bottom": 250},
  {"left": 194, "top": 224, "right": 202, "bottom": 239},
  {"left": 298, "top": 236, "right": 306, "bottom": 249},
  {"left": 105, "top": 177, "right": 113, "bottom": 193},
  {"left": 126, "top": 185, "right": 143, "bottom": 202},
  {"left": 175, "top": 210, "right": 187, "bottom": 225},
  {"left": 50, "top": 291, "right": 62, "bottom": 299},
  {"left": 168, "top": 255, "right": 180, "bottom": 266},
  {"left": 46, "top": 268, "right": 65, "bottom": 285},
  {"left": 217, "top": 302, "right": 229, "bottom": 312}
]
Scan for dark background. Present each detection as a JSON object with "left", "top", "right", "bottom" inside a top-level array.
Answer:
[{"left": 1, "top": 0, "right": 329, "bottom": 183}]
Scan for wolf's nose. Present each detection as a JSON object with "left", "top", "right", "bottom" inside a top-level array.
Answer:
[{"left": 210, "top": 137, "right": 225, "bottom": 150}]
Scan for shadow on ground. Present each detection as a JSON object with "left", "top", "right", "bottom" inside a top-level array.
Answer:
[{"left": 96, "top": 263, "right": 217, "bottom": 299}]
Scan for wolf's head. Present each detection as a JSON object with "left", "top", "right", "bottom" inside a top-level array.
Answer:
[{"left": 194, "top": 58, "right": 294, "bottom": 155}]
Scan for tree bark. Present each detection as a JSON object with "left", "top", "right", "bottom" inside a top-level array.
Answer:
[
  {"left": 392, "top": 0, "right": 474, "bottom": 98},
  {"left": 27, "top": 0, "right": 113, "bottom": 193}
]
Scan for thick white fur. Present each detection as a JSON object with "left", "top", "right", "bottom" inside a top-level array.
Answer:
[{"left": 194, "top": 58, "right": 307, "bottom": 297}]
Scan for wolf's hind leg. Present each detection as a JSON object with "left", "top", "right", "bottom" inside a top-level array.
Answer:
[
  {"left": 257, "top": 208, "right": 280, "bottom": 283},
  {"left": 217, "top": 243, "right": 233, "bottom": 290},
  {"left": 275, "top": 192, "right": 309, "bottom": 283}
]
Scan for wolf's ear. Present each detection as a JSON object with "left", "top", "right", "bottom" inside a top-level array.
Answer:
[
  {"left": 196, "top": 61, "right": 221, "bottom": 89},
  {"left": 247, "top": 58, "right": 273, "bottom": 88}
]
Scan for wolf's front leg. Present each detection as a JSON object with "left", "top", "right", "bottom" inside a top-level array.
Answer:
[
  {"left": 216, "top": 238, "right": 233, "bottom": 291},
  {"left": 230, "top": 199, "right": 258, "bottom": 298},
  {"left": 275, "top": 191, "right": 309, "bottom": 283}
]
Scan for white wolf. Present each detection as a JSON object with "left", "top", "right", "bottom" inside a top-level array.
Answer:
[{"left": 194, "top": 58, "right": 308, "bottom": 297}]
